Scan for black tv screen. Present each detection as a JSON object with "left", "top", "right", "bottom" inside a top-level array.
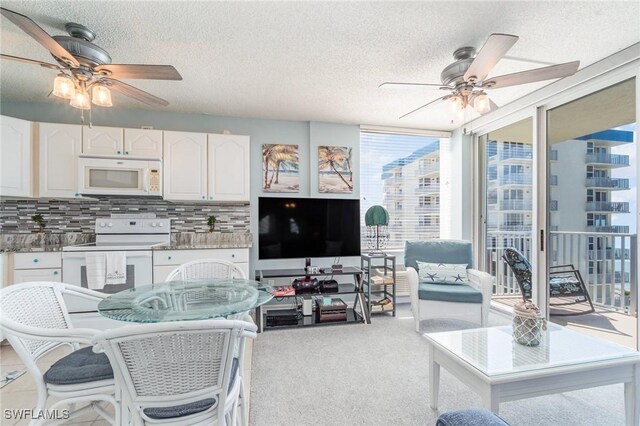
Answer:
[{"left": 258, "top": 197, "right": 361, "bottom": 259}]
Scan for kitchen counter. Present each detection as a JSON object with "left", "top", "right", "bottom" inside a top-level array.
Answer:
[
  {"left": 0, "top": 232, "right": 252, "bottom": 253},
  {"left": 0, "top": 233, "right": 95, "bottom": 253},
  {"left": 158, "top": 232, "right": 252, "bottom": 250}
]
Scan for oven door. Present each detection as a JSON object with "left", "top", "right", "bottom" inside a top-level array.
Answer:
[
  {"left": 62, "top": 250, "right": 153, "bottom": 314},
  {"left": 78, "top": 157, "right": 161, "bottom": 196}
]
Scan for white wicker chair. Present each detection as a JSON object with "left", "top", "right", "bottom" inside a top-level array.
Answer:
[
  {"left": 92, "top": 319, "right": 257, "bottom": 426},
  {"left": 0, "top": 282, "right": 117, "bottom": 426},
  {"left": 165, "top": 259, "right": 247, "bottom": 282}
]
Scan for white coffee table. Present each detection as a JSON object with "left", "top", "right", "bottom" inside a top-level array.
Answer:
[{"left": 424, "top": 323, "right": 640, "bottom": 426}]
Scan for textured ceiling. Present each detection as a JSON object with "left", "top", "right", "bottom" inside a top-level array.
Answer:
[{"left": 1, "top": 1, "right": 638, "bottom": 131}]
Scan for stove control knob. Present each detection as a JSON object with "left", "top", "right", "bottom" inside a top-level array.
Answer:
[
  {"left": 151, "top": 222, "right": 157, "bottom": 227},
  {"left": 100, "top": 223, "right": 106, "bottom": 228},
  {"left": 159, "top": 222, "right": 164, "bottom": 227},
  {"left": 107, "top": 223, "right": 113, "bottom": 228}
]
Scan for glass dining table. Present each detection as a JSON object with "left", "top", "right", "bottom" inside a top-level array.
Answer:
[{"left": 97, "top": 278, "right": 274, "bottom": 323}]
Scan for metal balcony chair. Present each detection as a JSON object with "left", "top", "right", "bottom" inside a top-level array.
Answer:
[
  {"left": 503, "top": 247, "right": 595, "bottom": 315},
  {"left": 92, "top": 318, "right": 257, "bottom": 425},
  {"left": 0, "top": 281, "right": 116, "bottom": 425}
]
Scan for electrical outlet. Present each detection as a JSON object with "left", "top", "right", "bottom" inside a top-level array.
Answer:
[{"left": 267, "top": 279, "right": 275, "bottom": 286}]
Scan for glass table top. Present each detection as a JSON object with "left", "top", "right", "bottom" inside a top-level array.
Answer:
[
  {"left": 424, "top": 323, "right": 640, "bottom": 377},
  {"left": 98, "top": 278, "right": 274, "bottom": 323}
]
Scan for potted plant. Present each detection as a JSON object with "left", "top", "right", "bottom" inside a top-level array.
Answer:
[
  {"left": 32, "top": 214, "right": 46, "bottom": 233},
  {"left": 207, "top": 215, "right": 217, "bottom": 233}
]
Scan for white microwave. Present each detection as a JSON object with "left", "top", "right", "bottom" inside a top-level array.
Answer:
[{"left": 79, "top": 157, "right": 162, "bottom": 196}]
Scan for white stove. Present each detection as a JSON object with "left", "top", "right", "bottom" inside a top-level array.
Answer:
[{"left": 62, "top": 214, "right": 171, "bottom": 316}]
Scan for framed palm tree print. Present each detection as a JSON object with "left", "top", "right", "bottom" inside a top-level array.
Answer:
[
  {"left": 262, "top": 144, "right": 299, "bottom": 193},
  {"left": 318, "top": 145, "right": 353, "bottom": 193}
]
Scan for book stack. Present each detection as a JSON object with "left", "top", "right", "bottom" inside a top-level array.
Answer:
[
  {"left": 371, "top": 297, "right": 394, "bottom": 313},
  {"left": 370, "top": 275, "right": 394, "bottom": 285}
]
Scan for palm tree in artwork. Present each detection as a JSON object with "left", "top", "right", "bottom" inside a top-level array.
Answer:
[
  {"left": 318, "top": 146, "right": 353, "bottom": 190},
  {"left": 263, "top": 144, "right": 299, "bottom": 189}
]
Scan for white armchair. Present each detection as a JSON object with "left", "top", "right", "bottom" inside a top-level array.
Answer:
[
  {"left": 165, "top": 258, "right": 247, "bottom": 281},
  {"left": 0, "top": 281, "right": 116, "bottom": 425},
  {"left": 405, "top": 240, "right": 493, "bottom": 332}
]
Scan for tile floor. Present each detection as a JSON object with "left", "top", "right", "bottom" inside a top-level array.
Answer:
[{"left": 0, "top": 340, "right": 253, "bottom": 426}]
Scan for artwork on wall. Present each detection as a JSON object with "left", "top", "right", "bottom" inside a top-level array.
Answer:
[
  {"left": 318, "top": 146, "right": 353, "bottom": 193},
  {"left": 262, "top": 144, "right": 300, "bottom": 193}
]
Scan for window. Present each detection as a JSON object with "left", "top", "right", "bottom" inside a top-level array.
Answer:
[{"left": 360, "top": 131, "right": 445, "bottom": 249}]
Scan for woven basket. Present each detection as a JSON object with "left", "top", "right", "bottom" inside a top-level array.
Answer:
[{"left": 513, "top": 302, "right": 547, "bottom": 346}]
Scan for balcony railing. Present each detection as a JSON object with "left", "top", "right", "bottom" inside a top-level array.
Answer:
[
  {"left": 549, "top": 200, "right": 558, "bottom": 211},
  {"left": 485, "top": 230, "right": 637, "bottom": 315},
  {"left": 418, "top": 163, "right": 439, "bottom": 175},
  {"left": 500, "top": 150, "right": 532, "bottom": 160},
  {"left": 585, "top": 177, "right": 630, "bottom": 189},
  {"left": 585, "top": 201, "right": 630, "bottom": 213},
  {"left": 383, "top": 175, "right": 403, "bottom": 186},
  {"left": 415, "top": 185, "right": 440, "bottom": 194},
  {"left": 499, "top": 174, "right": 532, "bottom": 185},
  {"left": 586, "top": 153, "right": 630, "bottom": 166},
  {"left": 499, "top": 200, "right": 532, "bottom": 211},
  {"left": 586, "top": 225, "right": 630, "bottom": 233},
  {"left": 549, "top": 150, "right": 558, "bottom": 161},
  {"left": 415, "top": 205, "right": 439, "bottom": 214},
  {"left": 549, "top": 175, "right": 558, "bottom": 186}
]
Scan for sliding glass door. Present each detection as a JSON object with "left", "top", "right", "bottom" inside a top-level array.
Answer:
[
  {"left": 479, "top": 117, "right": 534, "bottom": 307},
  {"left": 546, "top": 78, "right": 637, "bottom": 349}
]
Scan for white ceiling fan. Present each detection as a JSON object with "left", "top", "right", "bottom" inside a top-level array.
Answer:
[
  {"left": 0, "top": 7, "right": 182, "bottom": 110},
  {"left": 380, "top": 33, "right": 580, "bottom": 119}
]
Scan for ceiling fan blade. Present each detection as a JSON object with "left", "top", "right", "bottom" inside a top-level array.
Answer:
[
  {"left": 483, "top": 61, "right": 580, "bottom": 89},
  {"left": 101, "top": 78, "right": 169, "bottom": 107},
  {"left": 94, "top": 64, "right": 182, "bottom": 80},
  {"left": 379, "top": 82, "right": 450, "bottom": 90},
  {"left": 399, "top": 95, "right": 449, "bottom": 120},
  {"left": 464, "top": 33, "right": 519, "bottom": 83},
  {"left": 0, "top": 7, "right": 79, "bottom": 67},
  {"left": 1, "top": 53, "right": 61, "bottom": 70}
]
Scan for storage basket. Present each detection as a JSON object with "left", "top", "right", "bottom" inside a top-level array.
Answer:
[{"left": 513, "top": 301, "right": 547, "bottom": 346}]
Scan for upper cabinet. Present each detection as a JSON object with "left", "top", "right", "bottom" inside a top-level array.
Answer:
[
  {"left": 39, "top": 122, "right": 82, "bottom": 198},
  {"left": 82, "top": 126, "right": 162, "bottom": 158},
  {"left": 0, "top": 115, "right": 33, "bottom": 197},
  {"left": 124, "top": 128, "right": 163, "bottom": 158},
  {"left": 208, "top": 134, "right": 250, "bottom": 202},
  {"left": 163, "top": 131, "right": 208, "bottom": 201},
  {"left": 82, "top": 126, "right": 123, "bottom": 156}
]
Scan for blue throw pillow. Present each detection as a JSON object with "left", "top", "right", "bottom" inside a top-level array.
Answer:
[{"left": 416, "top": 261, "right": 469, "bottom": 285}]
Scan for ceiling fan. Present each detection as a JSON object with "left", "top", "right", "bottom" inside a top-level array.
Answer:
[
  {"left": 380, "top": 33, "right": 580, "bottom": 119},
  {"left": 0, "top": 7, "right": 182, "bottom": 110}
]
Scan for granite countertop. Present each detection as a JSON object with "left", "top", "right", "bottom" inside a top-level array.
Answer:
[{"left": 0, "top": 232, "right": 252, "bottom": 253}]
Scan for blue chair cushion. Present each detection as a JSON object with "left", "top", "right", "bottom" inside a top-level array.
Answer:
[
  {"left": 549, "top": 275, "right": 582, "bottom": 296},
  {"left": 405, "top": 240, "right": 473, "bottom": 271},
  {"left": 437, "top": 408, "right": 510, "bottom": 426},
  {"left": 142, "top": 358, "right": 239, "bottom": 420},
  {"left": 43, "top": 346, "right": 113, "bottom": 385},
  {"left": 418, "top": 282, "right": 482, "bottom": 303}
]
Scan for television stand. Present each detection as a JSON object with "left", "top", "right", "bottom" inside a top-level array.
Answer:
[{"left": 255, "top": 266, "right": 369, "bottom": 332}]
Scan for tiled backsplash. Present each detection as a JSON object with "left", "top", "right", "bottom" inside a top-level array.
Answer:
[{"left": 0, "top": 198, "right": 250, "bottom": 234}]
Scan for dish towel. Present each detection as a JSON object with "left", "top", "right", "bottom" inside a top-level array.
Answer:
[
  {"left": 85, "top": 253, "right": 106, "bottom": 290},
  {"left": 105, "top": 251, "right": 127, "bottom": 285}
]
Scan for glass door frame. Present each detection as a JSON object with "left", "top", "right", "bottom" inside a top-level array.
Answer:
[{"left": 539, "top": 66, "right": 639, "bottom": 349}]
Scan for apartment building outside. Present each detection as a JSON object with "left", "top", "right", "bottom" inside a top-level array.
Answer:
[{"left": 381, "top": 141, "right": 440, "bottom": 248}]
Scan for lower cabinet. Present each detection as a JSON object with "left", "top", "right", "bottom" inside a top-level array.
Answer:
[
  {"left": 153, "top": 248, "right": 249, "bottom": 282},
  {"left": 9, "top": 252, "right": 62, "bottom": 285}
]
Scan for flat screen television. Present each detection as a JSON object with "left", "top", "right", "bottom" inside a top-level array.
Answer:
[{"left": 258, "top": 197, "right": 361, "bottom": 260}]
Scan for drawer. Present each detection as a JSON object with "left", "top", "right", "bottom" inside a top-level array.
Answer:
[
  {"left": 13, "top": 268, "right": 61, "bottom": 284},
  {"left": 153, "top": 249, "right": 249, "bottom": 266},
  {"left": 13, "top": 252, "right": 62, "bottom": 269}
]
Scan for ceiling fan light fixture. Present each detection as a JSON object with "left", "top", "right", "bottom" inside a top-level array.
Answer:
[
  {"left": 70, "top": 89, "right": 91, "bottom": 110},
  {"left": 52, "top": 74, "right": 75, "bottom": 99},
  {"left": 91, "top": 84, "right": 112, "bottom": 107},
  {"left": 450, "top": 96, "right": 463, "bottom": 112},
  {"left": 473, "top": 93, "right": 491, "bottom": 114}
]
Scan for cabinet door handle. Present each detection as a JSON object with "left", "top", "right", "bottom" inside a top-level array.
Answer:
[
  {"left": 33, "top": 258, "right": 39, "bottom": 263},
  {"left": 53, "top": 271, "right": 59, "bottom": 275},
  {"left": 125, "top": 151, "right": 129, "bottom": 155},
  {"left": 117, "top": 150, "right": 122, "bottom": 154},
  {"left": 168, "top": 256, "right": 172, "bottom": 260}
]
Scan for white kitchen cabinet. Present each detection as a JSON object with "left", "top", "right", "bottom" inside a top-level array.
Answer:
[
  {"left": 163, "top": 131, "right": 208, "bottom": 201},
  {"left": 82, "top": 126, "right": 124, "bottom": 156},
  {"left": 0, "top": 115, "right": 33, "bottom": 197},
  {"left": 124, "top": 128, "right": 163, "bottom": 158},
  {"left": 10, "top": 251, "right": 63, "bottom": 285},
  {"left": 152, "top": 248, "right": 249, "bottom": 281},
  {"left": 207, "top": 134, "right": 250, "bottom": 202},
  {"left": 39, "top": 122, "right": 82, "bottom": 198}
]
